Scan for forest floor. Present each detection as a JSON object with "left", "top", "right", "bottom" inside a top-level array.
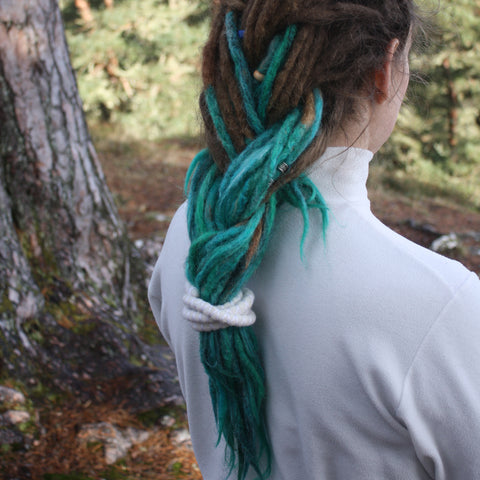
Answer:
[{"left": 4, "top": 139, "right": 479, "bottom": 480}]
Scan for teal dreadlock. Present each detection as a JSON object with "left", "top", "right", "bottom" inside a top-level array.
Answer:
[{"left": 185, "top": 11, "right": 328, "bottom": 480}]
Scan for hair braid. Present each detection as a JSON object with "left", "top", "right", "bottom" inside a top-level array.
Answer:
[
  {"left": 186, "top": 1, "right": 421, "bottom": 478},
  {"left": 187, "top": 10, "right": 327, "bottom": 479}
]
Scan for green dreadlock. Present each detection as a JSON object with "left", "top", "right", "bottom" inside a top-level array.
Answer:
[{"left": 184, "top": 11, "right": 328, "bottom": 480}]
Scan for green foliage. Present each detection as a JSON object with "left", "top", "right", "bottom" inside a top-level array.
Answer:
[
  {"left": 385, "top": 0, "right": 480, "bottom": 177},
  {"left": 62, "top": 0, "right": 480, "bottom": 190},
  {"left": 171, "top": 461, "right": 184, "bottom": 475},
  {"left": 62, "top": 0, "right": 209, "bottom": 140}
]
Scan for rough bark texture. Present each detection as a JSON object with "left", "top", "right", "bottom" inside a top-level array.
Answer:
[{"left": 0, "top": 0, "right": 146, "bottom": 384}]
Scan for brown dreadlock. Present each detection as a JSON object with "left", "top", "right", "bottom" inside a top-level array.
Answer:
[
  {"left": 186, "top": 2, "right": 422, "bottom": 478},
  {"left": 201, "top": 0, "right": 419, "bottom": 185}
]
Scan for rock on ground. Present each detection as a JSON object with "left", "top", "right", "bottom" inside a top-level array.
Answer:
[
  {"left": 77, "top": 421, "right": 150, "bottom": 464},
  {"left": 0, "top": 386, "right": 26, "bottom": 405}
]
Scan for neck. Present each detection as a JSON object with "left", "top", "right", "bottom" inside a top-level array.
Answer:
[
  {"left": 327, "top": 126, "right": 371, "bottom": 151},
  {"left": 326, "top": 100, "right": 390, "bottom": 153},
  {"left": 327, "top": 113, "right": 372, "bottom": 152}
]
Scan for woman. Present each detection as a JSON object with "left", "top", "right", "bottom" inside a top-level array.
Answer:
[{"left": 149, "top": 1, "right": 480, "bottom": 478}]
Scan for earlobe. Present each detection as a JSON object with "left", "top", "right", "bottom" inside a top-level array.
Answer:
[{"left": 374, "top": 38, "right": 400, "bottom": 104}]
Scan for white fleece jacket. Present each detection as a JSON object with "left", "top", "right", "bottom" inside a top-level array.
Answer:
[{"left": 148, "top": 147, "right": 480, "bottom": 480}]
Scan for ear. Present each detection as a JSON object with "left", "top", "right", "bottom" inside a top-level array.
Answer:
[{"left": 374, "top": 38, "right": 400, "bottom": 104}]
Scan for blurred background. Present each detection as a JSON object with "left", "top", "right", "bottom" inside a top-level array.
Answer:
[{"left": 62, "top": 0, "right": 480, "bottom": 252}]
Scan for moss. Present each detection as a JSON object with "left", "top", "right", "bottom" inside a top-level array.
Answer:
[
  {"left": 16, "top": 417, "right": 37, "bottom": 436},
  {"left": 23, "top": 299, "right": 91, "bottom": 343},
  {"left": 0, "top": 377, "right": 26, "bottom": 394},
  {"left": 23, "top": 318, "right": 46, "bottom": 345},
  {"left": 17, "top": 224, "right": 60, "bottom": 289},
  {"left": 43, "top": 474, "right": 96, "bottom": 480},
  {"left": 136, "top": 312, "right": 164, "bottom": 346},
  {"left": 136, "top": 407, "right": 166, "bottom": 427},
  {"left": 137, "top": 404, "right": 186, "bottom": 429},
  {"left": 1, "top": 443, "right": 11, "bottom": 454},
  {"left": 0, "top": 291, "right": 14, "bottom": 315},
  {"left": 43, "top": 297, "right": 91, "bottom": 332},
  {"left": 29, "top": 378, "right": 65, "bottom": 406},
  {"left": 128, "top": 355, "right": 144, "bottom": 368},
  {"left": 97, "top": 466, "right": 130, "bottom": 480},
  {"left": 171, "top": 462, "right": 183, "bottom": 475},
  {"left": 70, "top": 318, "right": 97, "bottom": 336}
]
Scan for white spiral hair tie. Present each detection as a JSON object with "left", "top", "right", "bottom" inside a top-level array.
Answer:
[{"left": 182, "top": 282, "right": 256, "bottom": 332}]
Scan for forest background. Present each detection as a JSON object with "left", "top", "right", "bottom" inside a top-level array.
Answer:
[
  {"left": 64, "top": 0, "right": 480, "bottom": 206},
  {"left": 1, "top": 0, "right": 480, "bottom": 479}
]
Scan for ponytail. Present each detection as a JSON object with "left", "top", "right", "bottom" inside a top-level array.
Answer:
[
  {"left": 183, "top": 0, "right": 419, "bottom": 476},
  {"left": 183, "top": 11, "right": 328, "bottom": 479}
]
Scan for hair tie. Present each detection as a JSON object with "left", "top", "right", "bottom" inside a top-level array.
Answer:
[{"left": 182, "top": 282, "right": 256, "bottom": 332}]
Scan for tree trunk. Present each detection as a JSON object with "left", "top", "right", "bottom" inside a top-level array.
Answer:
[
  {"left": 442, "top": 57, "right": 459, "bottom": 162},
  {"left": 0, "top": 0, "right": 145, "bottom": 384}
]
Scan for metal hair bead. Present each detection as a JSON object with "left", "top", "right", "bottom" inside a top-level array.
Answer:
[{"left": 277, "top": 162, "right": 289, "bottom": 174}]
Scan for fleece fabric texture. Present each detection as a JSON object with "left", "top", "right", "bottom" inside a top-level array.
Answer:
[{"left": 148, "top": 147, "right": 480, "bottom": 480}]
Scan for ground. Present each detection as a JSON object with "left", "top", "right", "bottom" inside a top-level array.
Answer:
[{"left": 4, "top": 140, "right": 479, "bottom": 480}]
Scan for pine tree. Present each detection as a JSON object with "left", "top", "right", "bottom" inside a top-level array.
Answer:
[{"left": 0, "top": 0, "right": 145, "bottom": 383}]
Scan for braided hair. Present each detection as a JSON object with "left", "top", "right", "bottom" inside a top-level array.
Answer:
[{"left": 184, "top": 1, "right": 419, "bottom": 478}]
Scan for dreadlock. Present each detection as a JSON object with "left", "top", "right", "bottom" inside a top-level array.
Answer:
[{"left": 184, "top": 1, "right": 420, "bottom": 478}]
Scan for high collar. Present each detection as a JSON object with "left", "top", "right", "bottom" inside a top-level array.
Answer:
[{"left": 307, "top": 146, "right": 373, "bottom": 208}]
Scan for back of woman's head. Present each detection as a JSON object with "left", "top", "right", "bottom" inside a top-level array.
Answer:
[
  {"left": 202, "top": 0, "right": 417, "bottom": 178},
  {"left": 184, "top": 1, "right": 420, "bottom": 478}
]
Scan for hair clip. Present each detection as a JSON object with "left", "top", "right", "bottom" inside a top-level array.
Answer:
[{"left": 238, "top": 30, "right": 245, "bottom": 39}]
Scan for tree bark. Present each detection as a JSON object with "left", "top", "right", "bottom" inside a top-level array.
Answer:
[{"left": 0, "top": 0, "right": 145, "bottom": 383}]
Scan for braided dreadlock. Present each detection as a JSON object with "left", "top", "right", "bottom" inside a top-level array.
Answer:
[{"left": 185, "top": 1, "right": 420, "bottom": 478}]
